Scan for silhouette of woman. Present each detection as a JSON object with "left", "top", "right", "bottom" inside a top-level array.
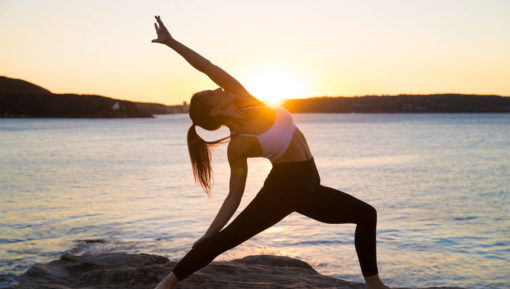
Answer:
[{"left": 151, "top": 15, "right": 391, "bottom": 289}]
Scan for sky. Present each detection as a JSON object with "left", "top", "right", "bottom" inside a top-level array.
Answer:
[{"left": 1, "top": 0, "right": 509, "bottom": 105}]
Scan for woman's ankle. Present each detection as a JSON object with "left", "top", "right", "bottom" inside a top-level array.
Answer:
[
  {"left": 155, "top": 272, "right": 180, "bottom": 289},
  {"left": 364, "top": 274, "right": 391, "bottom": 289},
  {"left": 364, "top": 274, "right": 382, "bottom": 285}
]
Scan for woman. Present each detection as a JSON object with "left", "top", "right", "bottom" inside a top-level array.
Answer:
[{"left": 151, "top": 15, "right": 391, "bottom": 289}]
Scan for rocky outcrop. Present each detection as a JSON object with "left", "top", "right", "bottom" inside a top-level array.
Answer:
[{"left": 8, "top": 252, "right": 465, "bottom": 289}]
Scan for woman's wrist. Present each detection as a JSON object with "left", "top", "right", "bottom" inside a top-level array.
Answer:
[{"left": 164, "top": 38, "right": 177, "bottom": 47}]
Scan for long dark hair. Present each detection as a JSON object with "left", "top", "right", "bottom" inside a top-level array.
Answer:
[{"left": 187, "top": 90, "right": 229, "bottom": 196}]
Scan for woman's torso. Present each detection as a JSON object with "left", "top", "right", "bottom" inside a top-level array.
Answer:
[{"left": 231, "top": 106, "right": 312, "bottom": 164}]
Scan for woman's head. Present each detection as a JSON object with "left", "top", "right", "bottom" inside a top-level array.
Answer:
[
  {"left": 187, "top": 88, "right": 233, "bottom": 195},
  {"left": 188, "top": 88, "right": 235, "bottom": 128},
  {"left": 189, "top": 89, "right": 219, "bottom": 130}
]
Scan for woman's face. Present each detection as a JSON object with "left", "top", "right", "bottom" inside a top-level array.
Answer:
[{"left": 210, "top": 88, "right": 235, "bottom": 110}]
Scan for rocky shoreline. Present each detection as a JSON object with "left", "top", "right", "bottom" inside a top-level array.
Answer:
[{"left": 7, "top": 252, "right": 465, "bottom": 289}]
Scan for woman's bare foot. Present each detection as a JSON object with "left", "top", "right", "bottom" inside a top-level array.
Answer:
[
  {"left": 154, "top": 272, "right": 179, "bottom": 289},
  {"left": 364, "top": 274, "right": 391, "bottom": 289}
]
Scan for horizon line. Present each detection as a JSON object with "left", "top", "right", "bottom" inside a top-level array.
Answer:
[{"left": 2, "top": 75, "right": 509, "bottom": 107}]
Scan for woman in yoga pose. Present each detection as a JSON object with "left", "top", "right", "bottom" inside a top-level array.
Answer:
[{"left": 151, "top": 15, "right": 391, "bottom": 289}]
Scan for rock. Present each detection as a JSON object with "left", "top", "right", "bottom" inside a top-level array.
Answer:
[
  {"left": 8, "top": 253, "right": 465, "bottom": 289},
  {"left": 232, "top": 255, "right": 317, "bottom": 272}
]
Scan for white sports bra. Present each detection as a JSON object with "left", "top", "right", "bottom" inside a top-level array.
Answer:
[{"left": 234, "top": 106, "right": 297, "bottom": 160}]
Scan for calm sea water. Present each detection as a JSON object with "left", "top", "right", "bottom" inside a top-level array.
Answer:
[{"left": 0, "top": 114, "right": 509, "bottom": 289}]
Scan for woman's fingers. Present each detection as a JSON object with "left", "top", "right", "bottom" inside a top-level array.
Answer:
[
  {"left": 152, "top": 15, "right": 172, "bottom": 44},
  {"left": 155, "top": 15, "right": 166, "bottom": 29}
]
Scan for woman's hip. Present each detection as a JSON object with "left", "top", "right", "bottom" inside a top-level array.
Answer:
[{"left": 263, "top": 157, "right": 320, "bottom": 189}]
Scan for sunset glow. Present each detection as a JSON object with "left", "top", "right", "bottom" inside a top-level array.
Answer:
[{"left": 241, "top": 67, "right": 315, "bottom": 106}]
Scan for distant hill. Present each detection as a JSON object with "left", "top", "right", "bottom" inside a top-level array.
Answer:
[
  {"left": 0, "top": 76, "right": 52, "bottom": 95},
  {"left": 283, "top": 94, "right": 510, "bottom": 113},
  {"left": 0, "top": 76, "right": 156, "bottom": 118},
  {"left": 135, "top": 101, "right": 189, "bottom": 114},
  {"left": 2, "top": 76, "right": 508, "bottom": 117}
]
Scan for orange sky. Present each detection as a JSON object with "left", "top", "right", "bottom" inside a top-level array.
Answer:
[{"left": 1, "top": 0, "right": 509, "bottom": 105}]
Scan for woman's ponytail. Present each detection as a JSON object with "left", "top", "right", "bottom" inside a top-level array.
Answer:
[{"left": 187, "top": 124, "right": 229, "bottom": 196}]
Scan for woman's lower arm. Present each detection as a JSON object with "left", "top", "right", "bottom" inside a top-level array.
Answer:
[
  {"left": 205, "top": 195, "right": 241, "bottom": 235},
  {"left": 165, "top": 39, "right": 213, "bottom": 73}
]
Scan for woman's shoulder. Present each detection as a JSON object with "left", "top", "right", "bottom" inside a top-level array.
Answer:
[
  {"left": 229, "top": 133, "right": 256, "bottom": 147},
  {"left": 228, "top": 133, "right": 260, "bottom": 159},
  {"left": 234, "top": 93, "right": 267, "bottom": 109}
]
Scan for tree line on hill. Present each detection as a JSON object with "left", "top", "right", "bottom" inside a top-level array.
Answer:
[
  {"left": 282, "top": 94, "right": 510, "bottom": 113},
  {"left": 0, "top": 76, "right": 188, "bottom": 117}
]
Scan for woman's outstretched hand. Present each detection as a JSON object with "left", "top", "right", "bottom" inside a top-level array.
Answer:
[{"left": 151, "top": 15, "right": 173, "bottom": 45}]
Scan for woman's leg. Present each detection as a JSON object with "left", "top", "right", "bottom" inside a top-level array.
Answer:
[
  {"left": 295, "top": 185, "right": 379, "bottom": 277},
  {"left": 171, "top": 186, "right": 294, "bottom": 281}
]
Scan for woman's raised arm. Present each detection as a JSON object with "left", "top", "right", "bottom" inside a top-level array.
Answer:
[{"left": 151, "top": 15, "right": 256, "bottom": 101}]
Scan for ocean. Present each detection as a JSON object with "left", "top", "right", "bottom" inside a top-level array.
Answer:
[{"left": 0, "top": 113, "right": 508, "bottom": 289}]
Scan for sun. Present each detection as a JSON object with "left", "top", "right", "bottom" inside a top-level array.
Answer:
[{"left": 241, "top": 66, "right": 315, "bottom": 106}]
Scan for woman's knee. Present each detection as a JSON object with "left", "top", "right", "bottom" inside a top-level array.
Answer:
[
  {"left": 359, "top": 203, "right": 377, "bottom": 224},
  {"left": 192, "top": 234, "right": 224, "bottom": 255},
  {"left": 194, "top": 231, "right": 240, "bottom": 257},
  {"left": 368, "top": 204, "right": 377, "bottom": 220}
]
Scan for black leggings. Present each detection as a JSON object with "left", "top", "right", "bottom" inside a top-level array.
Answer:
[{"left": 172, "top": 158, "right": 378, "bottom": 280}]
